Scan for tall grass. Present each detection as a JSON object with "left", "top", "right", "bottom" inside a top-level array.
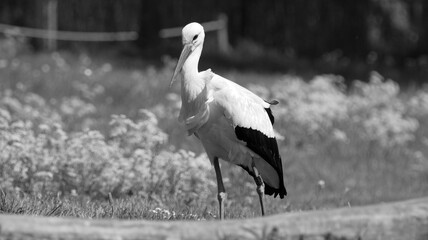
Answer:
[{"left": 0, "top": 38, "right": 428, "bottom": 219}]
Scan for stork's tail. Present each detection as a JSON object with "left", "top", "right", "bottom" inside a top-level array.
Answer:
[
  {"left": 264, "top": 173, "right": 287, "bottom": 199},
  {"left": 239, "top": 163, "right": 287, "bottom": 199}
]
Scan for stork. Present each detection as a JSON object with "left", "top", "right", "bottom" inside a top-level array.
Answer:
[{"left": 170, "top": 22, "right": 287, "bottom": 219}]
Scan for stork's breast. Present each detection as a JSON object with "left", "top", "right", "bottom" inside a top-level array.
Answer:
[{"left": 196, "top": 107, "right": 250, "bottom": 166}]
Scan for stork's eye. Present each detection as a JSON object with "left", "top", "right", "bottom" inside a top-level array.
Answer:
[{"left": 193, "top": 34, "right": 198, "bottom": 41}]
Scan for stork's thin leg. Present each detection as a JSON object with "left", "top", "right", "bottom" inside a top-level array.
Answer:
[
  {"left": 252, "top": 161, "right": 265, "bottom": 216},
  {"left": 213, "top": 157, "right": 226, "bottom": 220}
]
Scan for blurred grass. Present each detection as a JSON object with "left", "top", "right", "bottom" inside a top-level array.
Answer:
[{"left": 0, "top": 49, "right": 427, "bottom": 220}]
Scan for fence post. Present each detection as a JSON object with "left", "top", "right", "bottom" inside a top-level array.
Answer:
[
  {"left": 217, "top": 13, "right": 230, "bottom": 54},
  {"left": 46, "top": 0, "right": 57, "bottom": 51}
]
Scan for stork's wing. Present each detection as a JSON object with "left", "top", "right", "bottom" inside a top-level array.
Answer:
[
  {"left": 212, "top": 77, "right": 274, "bottom": 137},
  {"left": 213, "top": 77, "right": 287, "bottom": 198}
]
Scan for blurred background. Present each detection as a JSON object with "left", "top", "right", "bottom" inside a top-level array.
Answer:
[
  {"left": 1, "top": 0, "right": 428, "bottom": 82},
  {"left": 0, "top": 0, "right": 427, "bottom": 219}
]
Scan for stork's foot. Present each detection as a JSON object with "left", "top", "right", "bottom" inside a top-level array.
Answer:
[{"left": 217, "top": 192, "right": 227, "bottom": 220}]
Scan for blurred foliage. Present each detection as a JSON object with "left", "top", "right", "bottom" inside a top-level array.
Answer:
[
  {"left": 0, "top": 92, "right": 215, "bottom": 203},
  {"left": 0, "top": 36, "right": 428, "bottom": 217}
]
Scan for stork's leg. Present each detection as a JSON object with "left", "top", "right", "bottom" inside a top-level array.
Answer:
[
  {"left": 213, "top": 157, "right": 226, "bottom": 220},
  {"left": 252, "top": 161, "right": 265, "bottom": 216}
]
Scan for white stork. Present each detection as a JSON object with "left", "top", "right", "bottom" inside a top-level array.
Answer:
[{"left": 170, "top": 22, "right": 287, "bottom": 219}]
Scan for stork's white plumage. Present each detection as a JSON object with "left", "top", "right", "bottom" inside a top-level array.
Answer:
[{"left": 171, "top": 22, "right": 287, "bottom": 219}]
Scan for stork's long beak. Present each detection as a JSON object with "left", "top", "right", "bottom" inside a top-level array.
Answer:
[{"left": 170, "top": 44, "right": 192, "bottom": 87}]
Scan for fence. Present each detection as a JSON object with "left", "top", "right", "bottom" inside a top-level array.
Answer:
[
  {"left": 0, "top": 197, "right": 427, "bottom": 239},
  {"left": 0, "top": 17, "right": 230, "bottom": 53},
  {"left": 0, "top": 23, "right": 139, "bottom": 42},
  {"left": 0, "top": 0, "right": 230, "bottom": 53},
  {"left": 159, "top": 14, "right": 230, "bottom": 53},
  {"left": 0, "top": 0, "right": 139, "bottom": 50}
]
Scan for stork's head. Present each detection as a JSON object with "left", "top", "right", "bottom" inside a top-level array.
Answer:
[
  {"left": 170, "top": 22, "right": 205, "bottom": 87},
  {"left": 181, "top": 22, "right": 205, "bottom": 48}
]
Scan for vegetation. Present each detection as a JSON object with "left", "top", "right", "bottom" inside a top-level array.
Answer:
[{"left": 0, "top": 37, "right": 428, "bottom": 220}]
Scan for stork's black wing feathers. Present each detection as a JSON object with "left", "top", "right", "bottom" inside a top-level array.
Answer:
[
  {"left": 265, "top": 108, "right": 275, "bottom": 124},
  {"left": 235, "top": 108, "right": 287, "bottom": 198}
]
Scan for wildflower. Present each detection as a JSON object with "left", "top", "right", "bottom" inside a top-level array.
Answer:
[
  {"left": 71, "top": 189, "right": 78, "bottom": 197},
  {"left": 34, "top": 171, "right": 53, "bottom": 180},
  {"left": 51, "top": 52, "right": 67, "bottom": 69},
  {"left": 84, "top": 68, "right": 93, "bottom": 77},
  {"left": 269, "top": 74, "right": 348, "bottom": 132},
  {"left": 317, "top": 180, "right": 326, "bottom": 189},
  {"left": 408, "top": 91, "right": 428, "bottom": 116},
  {"left": 150, "top": 207, "right": 176, "bottom": 219},
  {"left": 60, "top": 97, "right": 96, "bottom": 117},
  {"left": 332, "top": 129, "right": 347, "bottom": 142},
  {"left": 38, "top": 124, "right": 50, "bottom": 133},
  {"left": 362, "top": 108, "right": 419, "bottom": 147}
]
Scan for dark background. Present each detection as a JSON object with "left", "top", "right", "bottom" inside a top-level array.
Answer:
[{"left": 1, "top": 0, "right": 427, "bottom": 81}]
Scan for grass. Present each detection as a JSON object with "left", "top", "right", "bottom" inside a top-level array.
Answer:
[
  {"left": 0, "top": 47, "right": 427, "bottom": 221},
  {"left": 0, "top": 190, "right": 216, "bottom": 220}
]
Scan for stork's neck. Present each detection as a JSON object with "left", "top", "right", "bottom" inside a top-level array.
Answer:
[
  {"left": 180, "top": 45, "right": 206, "bottom": 104},
  {"left": 182, "top": 45, "right": 202, "bottom": 79}
]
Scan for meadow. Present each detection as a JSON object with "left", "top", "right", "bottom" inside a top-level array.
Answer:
[{"left": 0, "top": 37, "right": 428, "bottom": 220}]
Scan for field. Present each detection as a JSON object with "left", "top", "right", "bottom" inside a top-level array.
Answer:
[{"left": 1, "top": 39, "right": 428, "bottom": 220}]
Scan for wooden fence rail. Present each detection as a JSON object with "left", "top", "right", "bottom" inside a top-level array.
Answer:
[
  {"left": 0, "top": 23, "right": 139, "bottom": 42},
  {"left": 0, "top": 14, "right": 230, "bottom": 53},
  {"left": 0, "top": 197, "right": 427, "bottom": 240},
  {"left": 159, "top": 14, "right": 230, "bottom": 54}
]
